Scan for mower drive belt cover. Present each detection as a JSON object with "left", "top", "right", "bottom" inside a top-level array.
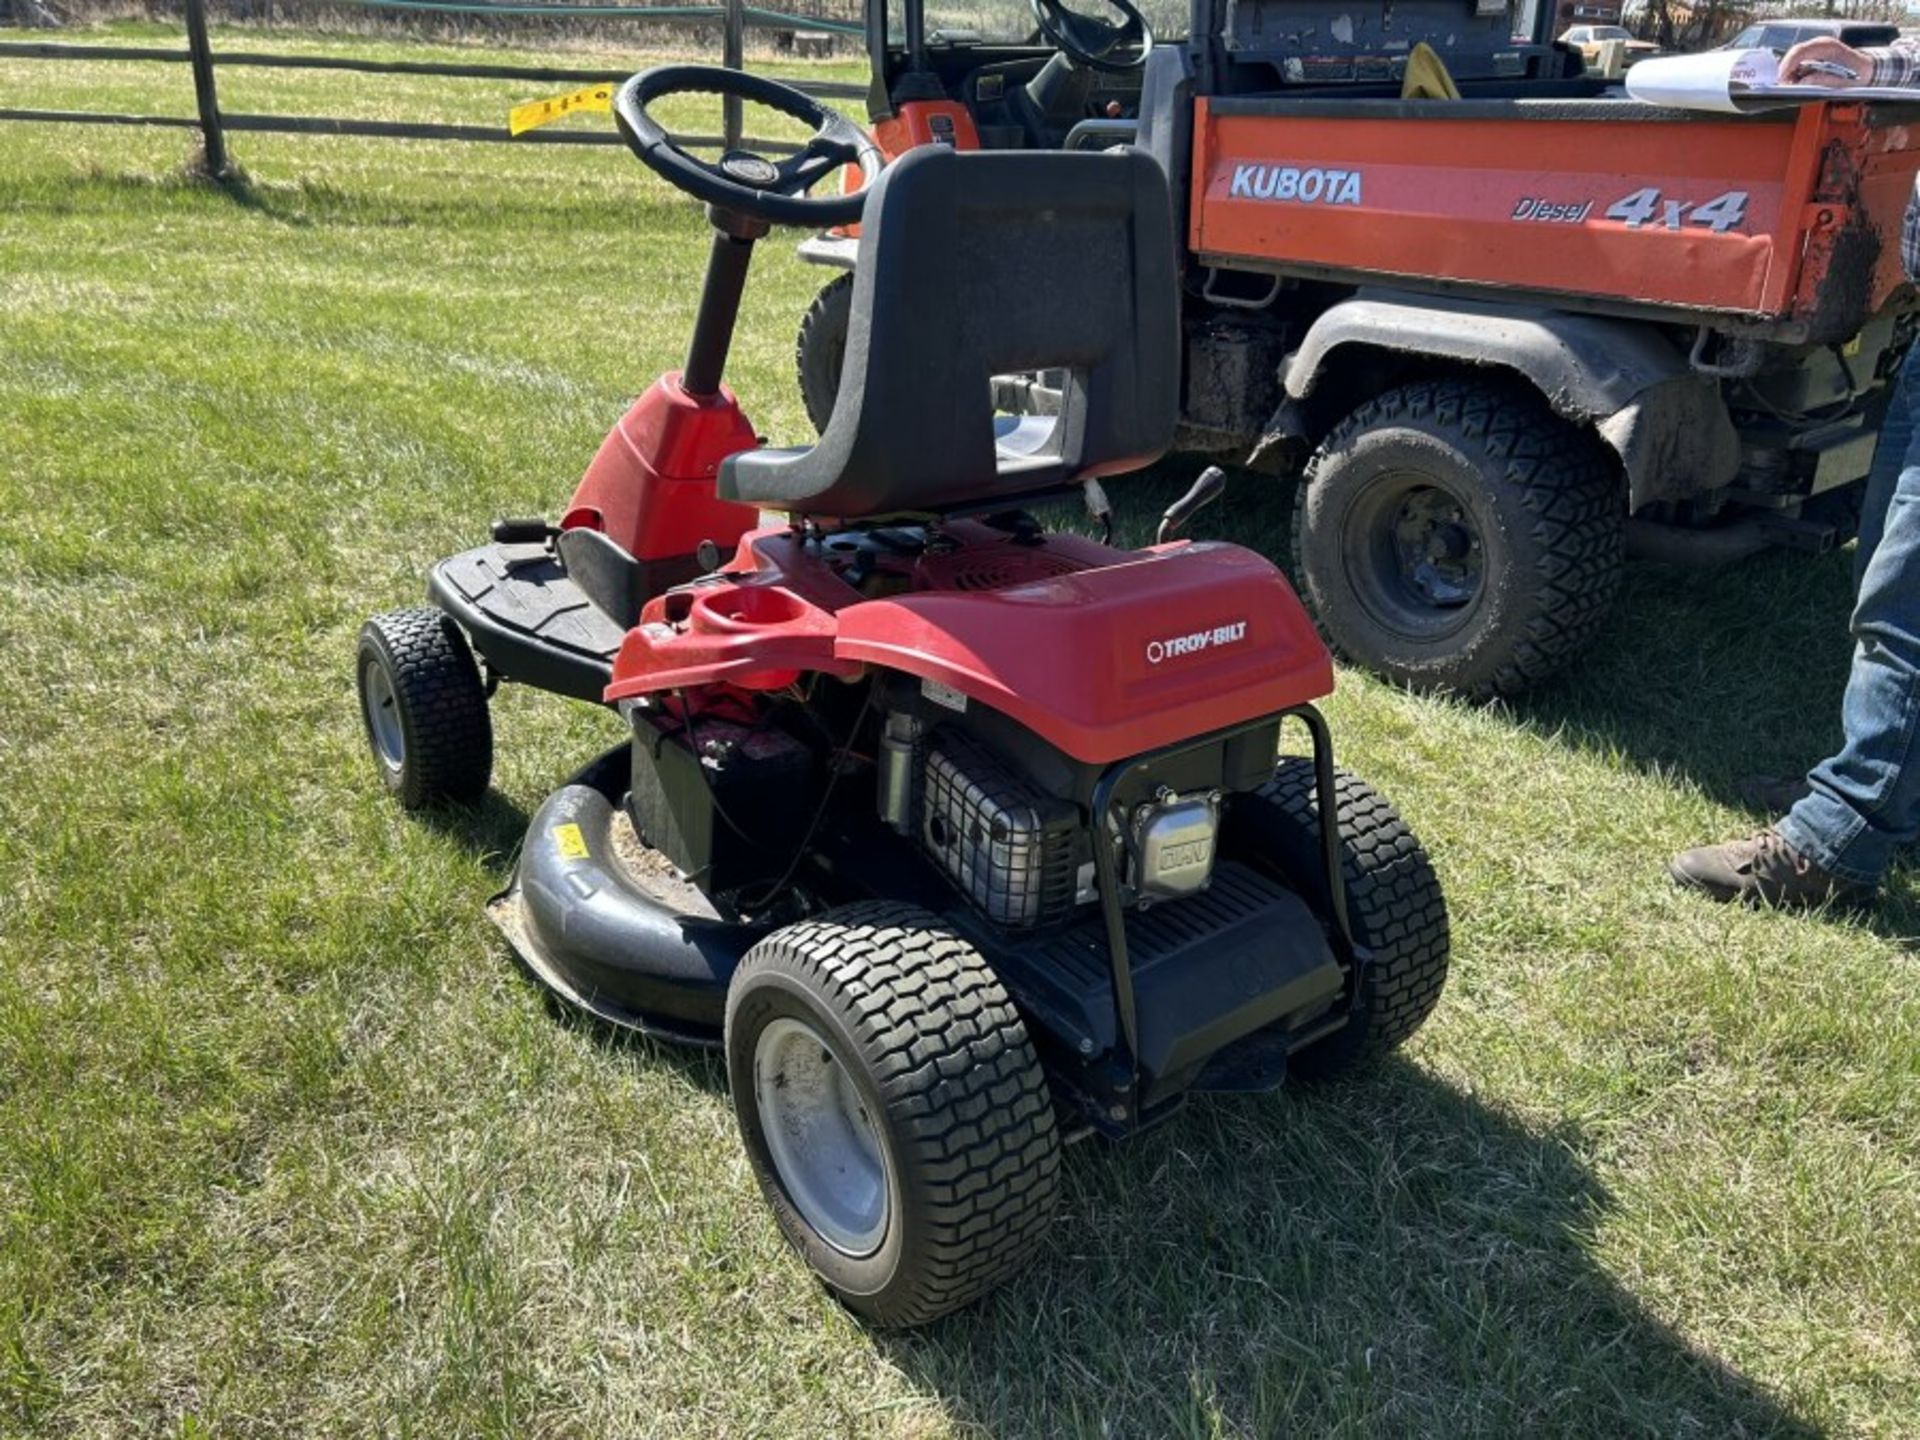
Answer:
[{"left": 487, "top": 747, "right": 770, "bottom": 1044}]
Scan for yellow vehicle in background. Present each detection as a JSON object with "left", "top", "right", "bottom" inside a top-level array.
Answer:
[{"left": 1557, "top": 23, "right": 1658, "bottom": 68}]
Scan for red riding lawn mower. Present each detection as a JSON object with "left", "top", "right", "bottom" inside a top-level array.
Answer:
[{"left": 355, "top": 66, "right": 1449, "bottom": 1326}]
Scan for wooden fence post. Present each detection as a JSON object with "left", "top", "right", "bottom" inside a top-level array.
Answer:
[
  {"left": 183, "top": 0, "right": 230, "bottom": 177},
  {"left": 721, "top": 0, "right": 743, "bottom": 148}
]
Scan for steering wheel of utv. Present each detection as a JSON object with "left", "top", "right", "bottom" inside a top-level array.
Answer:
[
  {"left": 1029, "top": 0, "right": 1151, "bottom": 72},
  {"left": 615, "top": 65, "right": 883, "bottom": 228}
]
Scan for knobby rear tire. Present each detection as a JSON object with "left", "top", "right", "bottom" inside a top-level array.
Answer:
[
  {"left": 725, "top": 901, "right": 1060, "bottom": 1327},
  {"left": 1294, "top": 378, "right": 1623, "bottom": 699},
  {"left": 1226, "top": 757, "right": 1450, "bottom": 1076}
]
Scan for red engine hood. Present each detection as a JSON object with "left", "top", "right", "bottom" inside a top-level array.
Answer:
[{"left": 833, "top": 542, "right": 1332, "bottom": 763}]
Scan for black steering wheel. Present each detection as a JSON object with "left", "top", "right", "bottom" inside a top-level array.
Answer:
[
  {"left": 614, "top": 65, "right": 883, "bottom": 228},
  {"left": 1028, "top": 0, "right": 1151, "bottom": 72}
]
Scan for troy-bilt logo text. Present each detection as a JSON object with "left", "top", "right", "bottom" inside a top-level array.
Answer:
[
  {"left": 1228, "top": 164, "right": 1363, "bottom": 207},
  {"left": 1146, "top": 621, "right": 1248, "bottom": 665}
]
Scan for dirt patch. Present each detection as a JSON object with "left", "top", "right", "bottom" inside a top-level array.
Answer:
[{"left": 609, "top": 804, "right": 721, "bottom": 920}]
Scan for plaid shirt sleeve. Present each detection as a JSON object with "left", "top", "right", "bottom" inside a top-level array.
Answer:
[
  {"left": 1864, "top": 38, "right": 1920, "bottom": 87},
  {"left": 1871, "top": 40, "right": 1920, "bottom": 279},
  {"left": 1904, "top": 183, "right": 1920, "bottom": 284}
]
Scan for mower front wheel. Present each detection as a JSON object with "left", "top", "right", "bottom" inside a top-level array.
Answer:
[
  {"left": 1229, "top": 757, "right": 1450, "bottom": 1077},
  {"left": 355, "top": 608, "right": 493, "bottom": 809},
  {"left": 725, "top": 902, "right": 1060, "bottom": 1327}
]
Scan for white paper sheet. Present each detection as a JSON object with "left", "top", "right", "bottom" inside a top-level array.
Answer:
[{"left": 1624, "top": 47, "right": 1920, "bottom": 113}]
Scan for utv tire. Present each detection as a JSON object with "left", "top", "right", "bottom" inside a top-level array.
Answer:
[
  {"left": 795, "top": 271, "right": 853, "bottom": 435},
  {"left": 725, "top": 901, "right": 1060, "bottom": 1327},
  {"left": 356, "top": 608, "right": 492, "bottom": 810},
  {"left": 1228, "top": 757, "right": 1449, "bottom": 1077},
  {"left": 1294, "top": 379, "right": 1623, "bottom": 699}
]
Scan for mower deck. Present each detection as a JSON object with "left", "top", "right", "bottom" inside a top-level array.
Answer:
[
  {"left": 429, "top": 542, "right": 626, "bottom": 704},
  {"left": 486, "top": 747, "right": 769, "bottom": 1044}
]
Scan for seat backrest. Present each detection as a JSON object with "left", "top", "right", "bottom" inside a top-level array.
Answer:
[{"left": 720, "top": 145, "right": 1179, "bottom": 518}]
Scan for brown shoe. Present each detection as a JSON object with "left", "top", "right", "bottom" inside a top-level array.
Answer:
[
  {"left": 1738, "top": 774, "right": 1813, "bottom": 815},
  {"left": 1669, "top": 830, "right": 1868, "bottom": 908}
]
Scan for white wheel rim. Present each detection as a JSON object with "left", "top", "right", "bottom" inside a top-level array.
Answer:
[
  {"left": 362, "top": 661, "right": 405, "bottom": 773},
  {"left": 754, "top": 1016, "right": 890, "bottom": 1257}
]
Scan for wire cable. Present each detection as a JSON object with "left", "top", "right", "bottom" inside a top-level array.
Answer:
[{"left": 738, "top": 684, "right": 878, "bottom": 914}]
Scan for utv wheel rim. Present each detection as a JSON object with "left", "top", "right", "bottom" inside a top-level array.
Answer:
[
  {"left": 362, "top": 661, "right": 405, "bottom": 773},
  {"left": 1389, "top": 486, "right": 1483, "bottom": 608},
  {"left": 1341, "top": 473, "right": 1486, "bottom": 640},
  {"left": 754, "top": 1016, "right": 890, "bottom": 1257}
]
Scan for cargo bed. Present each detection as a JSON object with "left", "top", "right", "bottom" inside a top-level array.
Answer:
[{"left": 1190, "top": 95, "right": 1920, "bottom": 342}]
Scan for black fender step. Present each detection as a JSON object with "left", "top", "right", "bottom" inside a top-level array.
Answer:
[{"left": 430, "top": 542, "right": 626, "bottom": 704}]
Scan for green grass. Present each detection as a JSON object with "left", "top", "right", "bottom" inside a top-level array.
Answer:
[{"left": 2, "top": 23, "right": 1918, "bottom": 1439}]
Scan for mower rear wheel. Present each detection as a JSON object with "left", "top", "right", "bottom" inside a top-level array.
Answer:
[
  {"left": 1294, "top": 379, "right": 1622, "bottom": 699},
  {"left": 725, "top": 901, "right": 1060, "bottom": 1327},
  {"left": 355, "top": 608, "right": 492, "bottom": 809},
  {"left": 795, "top": 271, "right": 853, "bottom": 434},
  {"left": 1228, "top": 757, "right": 1450, "bottom": 1077}
]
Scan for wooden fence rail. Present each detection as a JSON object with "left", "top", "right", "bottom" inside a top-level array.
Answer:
[{"left": 0, "top": 0, "right": 867, "bottom": 176}]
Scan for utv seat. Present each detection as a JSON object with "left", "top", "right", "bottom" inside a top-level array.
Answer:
[{"left": 720, "top": 145, "right": 1178, "bottom": 520}]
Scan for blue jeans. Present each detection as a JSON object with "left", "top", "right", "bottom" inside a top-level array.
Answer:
[{"left": 1776, "top": 365, "right": 1920, "bottom": 885}]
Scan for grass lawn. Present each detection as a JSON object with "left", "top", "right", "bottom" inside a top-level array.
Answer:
[{"left": 2, "top": 23, "right": 1917, "bottom": 1438}]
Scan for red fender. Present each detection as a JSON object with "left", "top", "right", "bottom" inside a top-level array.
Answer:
[{"left": 604, "top": 526, "right": 1333, "bottom": 762}]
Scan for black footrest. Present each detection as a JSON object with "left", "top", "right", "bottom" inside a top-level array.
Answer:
[
  {"left": 429, "top": 543, "right": 627, "bottom": 704},
  {"left": 976, "top": 862, "right": 1344, "bottom": 1096}
]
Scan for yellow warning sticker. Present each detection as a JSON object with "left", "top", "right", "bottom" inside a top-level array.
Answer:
[
  {"left": 509, "top": 83, "right": 614, "bottom": 137},
  {"left": 552, "top": 822, "right": 590, "bottom": 859}
]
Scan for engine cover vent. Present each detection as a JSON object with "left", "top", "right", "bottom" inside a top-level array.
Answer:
[{"left": 913, "top": 545, "right": 1091, "bottom": 593}]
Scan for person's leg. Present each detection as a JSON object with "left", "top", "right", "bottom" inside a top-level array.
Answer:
[
  {"left": 1737, "top": 362, "right": 1912, "bottom": 818},
  {"left": 1773, "top": 450, "right": 1920, "bottom": 889},
  {"left": 1855, "top": 361, "right": 1911, "bottom": 588},
  {"left": 1674, "top": 367, "right": 1920, "bottom": 904}
]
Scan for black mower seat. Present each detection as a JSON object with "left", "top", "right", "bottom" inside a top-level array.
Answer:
[{"left": 720, "top": 145, "right": 1178, "bottom": 519}]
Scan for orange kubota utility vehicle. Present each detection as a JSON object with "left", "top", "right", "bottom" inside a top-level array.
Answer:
[{"left": 793, "top": 0, "right": 1920, "bottom": 697}]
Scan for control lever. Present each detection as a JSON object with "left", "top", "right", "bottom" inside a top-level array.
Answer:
[
  {"left": 1155, "top": 466, "right": 1227, "bottom": 544},
  {"left": 1082, "top": 478, "right": 1114, "bottom": 545},
  {"left": 491, "top": 517, "right": 560, "bottom": 545}
]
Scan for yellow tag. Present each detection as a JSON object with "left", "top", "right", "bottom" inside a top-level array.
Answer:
[
  {"left": 509, "top": 83, "right": 613, "bottom": 137},
  {"left": 1400, "top": 42, "right": 1461, "bottom": 101},
  {"left": 1842, "top": 333, "right": 1864, "bottom": 357},
  {"left": 551, "top": 822, "right": 590, "bottom": 859}
]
